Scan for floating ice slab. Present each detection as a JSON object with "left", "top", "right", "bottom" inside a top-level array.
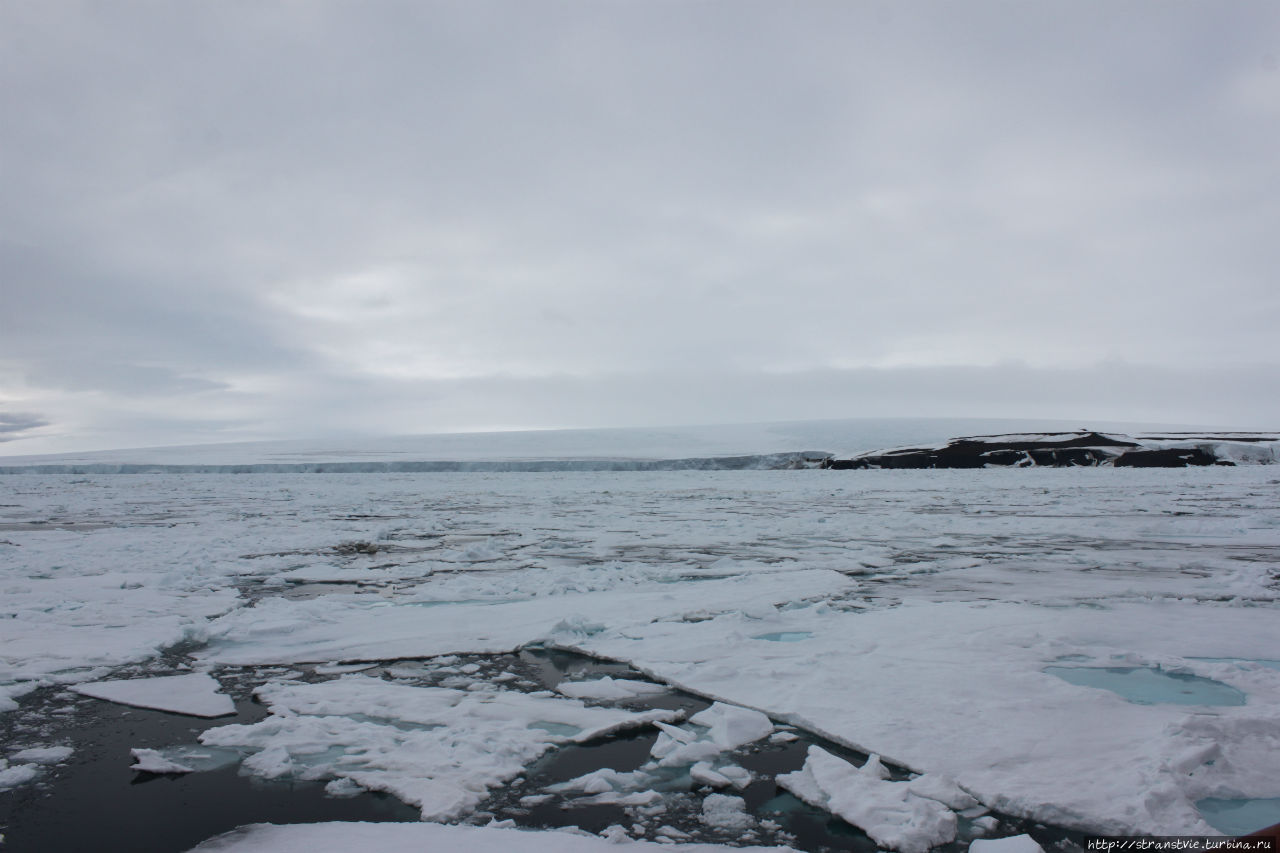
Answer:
[
  {"left": 688, "top": 702, "right": 774, "bottom": 749},
  {"left": 1043, "top": 666, "right": 1246, "bottom": 706},
  {"left": 969, "top": 835, "right": 1045, "bottom": 853},
  {"left": 130, "top": 747, "right": 196, "bottom": 774},
  {"left": 197, "top": 675, "right": 677, "bottom": 821},
  {"left": 777, "top": 746, "right": 957, "bottom": 853},
  {"left": 555, "top": 676, "right": 670, "bottom": 701},
  {"left": 1196, "top": 798, "right": 1280, "bottom": 836},
  {"left": 701, "top": 793, "right": 755, "bottom": 830},
  {"left": 130, "top": 744, "right": 245, "bottom": 774},
  {"left": 184, "top": 820, "right": 799, "bottom": 852},
  {"left": 9, "top": 745, "right": 73, "bottom": 765},
  {"left": 72, "top": 673, "right": 236, "bottom": 717},
  {"left": 0, "top": 759, "right": 40, "bottom": 789}
]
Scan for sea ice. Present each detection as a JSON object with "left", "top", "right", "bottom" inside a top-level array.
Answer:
[
  {"left": 555, "top": 676, "right": 670, "bottom": 701},
  {"left": 195, "top": 675, "right": 678, "bottom": 821},
  {"left": 701, "top": 793, "right": 756, "bottom": 831},
  {"left": 72, "top": 673, "right": 236, "bottom": 717},
  {"left": 130, "top": 747, "right": 195, "bottom": 774},
  {"left": 8, "top": 745, "right": 73, "bottom": 765},
  {"left": 778, "top": 747, "right": 957, "bottom": 853},
  {"left": 183, "top": 820, "right": 798, "bottom": 852},
  {"left": 5, "top": 463, "right": 1280, "bottom": 841},
  {"left": 968, "top": 835, "right": 1045, "bottom": 853},
  {"left": 0, "top": 759, "right": 40, "bottom": 790}
]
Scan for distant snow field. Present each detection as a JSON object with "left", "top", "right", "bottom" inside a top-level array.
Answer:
[{"left": 2, "top": 422, "right": 1279, "bottom": 850}]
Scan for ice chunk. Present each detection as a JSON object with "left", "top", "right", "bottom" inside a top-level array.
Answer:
[
  {"left": 906, "top": 773, "right": 980, "bottom": 810},
  {"left": 969, "top": 835, "right": 1044, "bottom": 853},
  {"left": 130, "top": 748, "right": 195, "bottom": 774},
  {"left": 688, "top": 702, "right": 773, "bottom": 749},
  {"left": 555, "top": 676, "right": 669, "bottom": 701},
  {"left": 0, "top": 760, "right": 40, "bottom": 790},
  {"left": 778, "top": 747, "right": 956, "bottom": 853},
  {"left": 184, "top": 820, "right": 799, "bottom": 851},
  {"left": 9, "top": 746, "right": 73, "bottom": 765},
  {"left": 717, "top": 764, "right": 753, "bottom": 789},
  {"left": 701, "top": 793, "right": 755, "bottom": 831},
  {"left": 73, "top": 673, "right": 236, "bottom": 718},
  {"left": 691, "top": 762, "right": 733, "bottom": 788},
  {"left": 198, "top": 675, "right": 677, "bottom": 821}
]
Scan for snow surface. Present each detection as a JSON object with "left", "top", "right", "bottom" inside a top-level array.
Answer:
[
  {"left": 184, "top": 821, "right": 796, "bottom": 852},
  {"left": 72, "top": 673, "right": 236, "bottom": 717},
  {"left": 4, "top": 461, "right": 1280, "bottom": 841}
]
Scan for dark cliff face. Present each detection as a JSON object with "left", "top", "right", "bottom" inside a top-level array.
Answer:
[{"left": 823, "top": 431, "right": 1252, "bottom": 470}]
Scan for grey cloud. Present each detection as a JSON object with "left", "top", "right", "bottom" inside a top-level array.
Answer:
[
  {"left": 23, "top": 360, "right": 229, "bottom": 397},
  {"left": 1, "top": 2, "right": 1277, "bottom": 452},
  {"left": 0, "top": 412, "right": 49, "bottom": 441},
  {"left": 208, "top": 362, "right": 1280, "bottom": 439}
]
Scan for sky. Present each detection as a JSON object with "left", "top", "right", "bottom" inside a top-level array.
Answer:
[{"left": 2, "top": 1, "right": 1278, "bottom": 455}]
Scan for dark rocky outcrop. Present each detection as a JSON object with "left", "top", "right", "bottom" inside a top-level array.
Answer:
[
  {"left": 824, "top": 431, "right": 1277, "bottom": 470},
  {"left": 1112, "top": 447, "right": 1224, "bottom": 467}
]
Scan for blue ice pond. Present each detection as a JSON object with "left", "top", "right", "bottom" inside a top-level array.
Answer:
[
  {"left": 753, "top": 632, "right": 814, "bottom": 642},
  {"left": 1043, "top": 666, "right": 1246, "bottom": 706},
  {"left": 1196, "top": 798, "right": 1280, "bottom": 835}
]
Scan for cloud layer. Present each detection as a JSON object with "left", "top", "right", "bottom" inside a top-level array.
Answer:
[{"left": 3, "top": 2, "right": 1278, "bottom": 453}]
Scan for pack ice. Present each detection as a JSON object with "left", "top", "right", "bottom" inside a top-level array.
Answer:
[{"left": 3, "top": 430, "right": 1280, "bottom": 846}]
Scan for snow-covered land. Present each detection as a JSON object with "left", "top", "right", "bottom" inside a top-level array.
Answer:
[
  {"left": 3, "top": 422, "right": 1279, "bottom": 849},
  {"left": 0, "top": 418, "right": 1231, "bottom": 473},
  {"left": 826, "top": 431, "right": 1280, "bottom": 468}
]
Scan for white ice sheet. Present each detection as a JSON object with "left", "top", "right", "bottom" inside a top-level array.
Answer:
[{"left": 73, "top": 673, "right": 235, "bottom": 717}]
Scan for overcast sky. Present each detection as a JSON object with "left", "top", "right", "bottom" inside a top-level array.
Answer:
[{"left": 2, "top": 1, "right": 1278, "bottom": 454}]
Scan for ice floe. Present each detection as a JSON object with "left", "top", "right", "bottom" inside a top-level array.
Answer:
[
  {"left": 778, "top": 746, "right": 957, "bottom": 853},
  {"left": 4, "top": 461, "right": 1280, "bottom": 843},
  {"left": 184, "top": 820, "right": 798, "bottom": 852},
  {"left": 8, "top": 745, "right": 72, "bottom": 765},
  {"left": 72, "top": 673, "right": 236, "bottom": 717},
  {"left": 196, "top": 675, "right": 678, "bottom": 821},
  {"left": 555, "top": 676, "right": 670, "bottom": 701}
]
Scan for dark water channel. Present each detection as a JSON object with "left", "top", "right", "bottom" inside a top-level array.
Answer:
[{"left": 1, "top": 648, "right": 1082, "bottom": 853}]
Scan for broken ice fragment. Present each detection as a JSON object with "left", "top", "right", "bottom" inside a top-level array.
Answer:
[
  {"left": 130, "top": 748, "right": 194, "bottom": 774},
  {"left": 777, "top": 746, "right": 956, "bottom": 853},
  {"left": 701, "top": 793, "right": 756, "bottom": 831},
  {"left": 0, "top": 760, "right": 40, "bottom": 790},
  {"left": 688, "top": 702, "right": 774, "bottom": 749},
  {"left": 969, "top": 835, "right": 1045, "bottom": 853},
  {"left": 73, "top": 673, "right": 236, "bottom": 718},
  {"left": 690, "top": 761, "right": 733, "bottom": 788},
  {"left": 9, "top": 746, "right": 73, "bottom": 765},
  {"left": 555, "top": 676, "right": 669, "bottom": 701}
]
